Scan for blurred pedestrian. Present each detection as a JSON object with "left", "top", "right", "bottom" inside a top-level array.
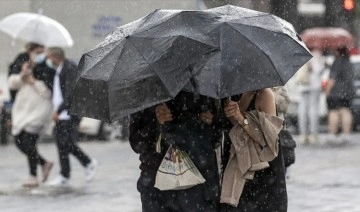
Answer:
[
  {"left": 130, "top": 91, "right": 220, "bottom": 212},
  {"left": 8, "top": 61, "right": 53, "bottom": 187},
  {"left": 325, "top": 47, "right": 355, "bottom": 143},
  {"left": 46, "top": 47, "right": 97, "bottom": 186},
  {"left": 1, "top": 43, "right": 47, "bottom": 146},
  {"left": 220, "top": 89, "right": 287, "bottom": 212},
  {"left": 8, "top": 43, "right": 47, "bottom": 101},
  {"left": 296, "top": 49, "right": 324, "bottom": 144}
]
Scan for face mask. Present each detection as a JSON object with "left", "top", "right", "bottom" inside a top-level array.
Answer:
[
  {"left": 33, "top": 53, "right": 46, "bottom": 64},
  {"left": 46, "top": 58, "right": 57, "bottom": 69}
]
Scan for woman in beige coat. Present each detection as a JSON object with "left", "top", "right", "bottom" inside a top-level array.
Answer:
[{"left": 9, "top": 62, "right": 53, "bottom": 187}]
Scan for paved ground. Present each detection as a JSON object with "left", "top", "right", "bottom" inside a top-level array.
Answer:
[{"left": 0, "top": 134, "right": 360, "bottom": 212}]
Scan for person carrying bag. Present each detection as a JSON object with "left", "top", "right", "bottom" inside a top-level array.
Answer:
[{"left": 130, "top": 92, "right": 220, "bottom": 212}]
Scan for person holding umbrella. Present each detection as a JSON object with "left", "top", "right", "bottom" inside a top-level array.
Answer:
[
  {"left": 46, "top": 47, "right": 97, "bottom": 186},
  {"left": 8, "top": 43, "right": 47, "bottom": 101},
  {"left": 9, "top": 61, "right": 54, "bottom": 188},
  {"left": 67, "top": 5, "right": 310, "bottom": 211},
  {"left": 130, "top": 91, "right": 220, "bottom": 212},
  {"left": 220, "top": 88, "right": 287, "bottom": 212}
]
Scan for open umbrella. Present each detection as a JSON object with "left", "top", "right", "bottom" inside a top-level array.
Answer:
[
  {"left": 0, "top": 12, "right": 74, "bottom": 47},
  {"left": 300, "top": 27, "right": 355, "bottom": 50},
  {"left": 70, "top": 5, "right": 311, "bottom": 122}
]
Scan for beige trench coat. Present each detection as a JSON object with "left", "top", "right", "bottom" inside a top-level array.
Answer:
[{"left": 220, "top": 110, "right": 284, "bottom": 207}]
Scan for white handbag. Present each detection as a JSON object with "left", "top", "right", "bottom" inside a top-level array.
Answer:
[{"left": 154, "top": 145, "right": 206, "bottom": 191}]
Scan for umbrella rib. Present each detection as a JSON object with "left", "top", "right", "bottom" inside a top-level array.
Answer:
[
  {"left": 125, "top": 38, "right": 171, "bottom": 96},
  {"left": 133, "top": 10, "right": 159, "bottom": 33},
  {"left": 132, "top": 11, "right": 181, "bottom": 36},
  {"left": 228, "top": 14, "right": 290, "bottom": 36},
  {"left": 228, "top": 23, "right": 292, "bottom": 85}
]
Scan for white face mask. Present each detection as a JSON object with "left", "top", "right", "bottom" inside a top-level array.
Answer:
[
  {"left": 33, "top": 53, "right": 46, "bottom": 64},
  {"left": 46, "top": 58, "right": 56, "bottom": 69}
]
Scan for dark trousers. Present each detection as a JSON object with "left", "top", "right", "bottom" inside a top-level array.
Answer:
[
  {"left": 138, "top": 171, "right": 218, "bottom": 212},
  {"left": 55, "top": 119, "right": 91, "bottom": 178},
  {"left": 1, "top": 106, "right": 10, "bottom": 145},
  {"left": 15, "top": 131, "right": 46, "bottom": 176}
]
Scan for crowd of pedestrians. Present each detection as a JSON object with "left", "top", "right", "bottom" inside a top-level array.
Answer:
[
  {"left": 2, "top": 43, "right": 98, "bottom": 187},
  {"left": 295, "top": 47, "right": 356, "bottom": 144}
]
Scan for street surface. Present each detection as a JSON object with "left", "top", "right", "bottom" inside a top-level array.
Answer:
[{"left": 0, "top": 135, "right": 360, "bottom": 212}]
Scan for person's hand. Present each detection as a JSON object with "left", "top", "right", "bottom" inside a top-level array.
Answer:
[
  {"left": 20, "top": 62, "right": 31, "bottom": 77},
  {"left": 52, "top": 112, "right": 59, "bottom": 122},
  {"left": 224, "top": 100, "right": 244, "bottom": 125},
  {"left": 155, "top": 103, "right": 173, "bottom": 125},
  {"left": 25, "top": 74, "right": 36, "bottom": 84},
  {"left": 200, "top": 111, "right": 214, "bottom": 125}
]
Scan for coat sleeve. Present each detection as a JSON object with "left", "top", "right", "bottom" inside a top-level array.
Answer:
[
  {"left": 32, "top": 80, "right": 52, "bottom": 99},
  {"left": 57, "top": 62, "right": 77, "bottom": 114},
  {"left": 129, "top": 109, "right": 159, "bottom": 154},
  {"left": 8, "top": 74, "right": 24, "bottom": 90}
]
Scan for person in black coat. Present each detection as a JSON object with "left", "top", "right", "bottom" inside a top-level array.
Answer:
[
  {"left": 46, "top": 47, "right": 97, "bottom": 186},
  {"left": 130, "top": 91, "right": 221, "bottom": 212}
]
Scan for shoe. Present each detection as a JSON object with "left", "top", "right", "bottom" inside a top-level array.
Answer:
[
  {"left": 339, "top": 133, "right": 352, "bottom": 143},
  {"left": 22, "top": 176, "right": 39, "bottom": 188},
  {"left": 47, "top": 175, "right": 70, "bottom": 186},
  {"left": 327, "top": 133, "right": 338, "bottom": 143},
  {"left": 41, "top": 161, "right": 53, "bottom": 183},
  {"left": 85, "top": 159, "right": 98, "bottom": 182}
]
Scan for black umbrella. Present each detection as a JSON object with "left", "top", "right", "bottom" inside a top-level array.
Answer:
[{"left": 70, "top": 5, "right": 312, "bottom": 122}]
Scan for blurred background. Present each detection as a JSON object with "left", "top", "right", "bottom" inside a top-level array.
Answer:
[
  {"left": 0, "top": 0, "right": 359, "bottom": 91},
  {"left": 1, "top": 0, "right": 360, "bottom": 130}
]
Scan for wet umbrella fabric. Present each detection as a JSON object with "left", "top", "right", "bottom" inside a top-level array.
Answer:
[{"left": 70, "top": 5, "right": 312, "bottom": 122}]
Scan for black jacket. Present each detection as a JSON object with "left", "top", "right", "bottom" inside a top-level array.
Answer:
[
  {"left": 33, "top": 61, "right": 56, "bottom": 92},
  {"left": 129, "top": 92, "right": 221, "bottom": 201},
  {"left": 8, "top": 53, "right": 30, "bottom": 101},
  {"left": 56, "top": 59, "right": 78, "bottom": 115}
]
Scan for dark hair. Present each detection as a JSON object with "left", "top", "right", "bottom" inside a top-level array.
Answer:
[
  {"left": 26, "top": 42, "right": 44, "bottom": 52},
  {"left": 337, "top": 46, "right": 349, "bottom": 57}
]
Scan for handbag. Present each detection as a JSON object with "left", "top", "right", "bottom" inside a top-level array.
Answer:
[
  {"left": 279, "top": 129, "right": 296, "bottom": 167},
  {"left": 154, "top": 145, "right": 206, "bottom": 191}
]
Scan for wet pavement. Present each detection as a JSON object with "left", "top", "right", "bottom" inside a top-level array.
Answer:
[{"left": 0, "top": 135, "right": 360, "bottom": 212}]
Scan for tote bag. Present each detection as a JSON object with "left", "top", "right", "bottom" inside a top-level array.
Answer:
[{"left": 154, "top": 145, "right": 206, "bottom": 190}]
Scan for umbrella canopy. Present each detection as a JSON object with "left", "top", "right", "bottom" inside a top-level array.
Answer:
[
  {"left": 300, "top": 27, "right": 355, "bottom": 50},
  {"left": 0, "top": 12, "right": 74, "bottom": 47},
  {"left": 70, "top": 5, "right": 311, "bottom": 122}
]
